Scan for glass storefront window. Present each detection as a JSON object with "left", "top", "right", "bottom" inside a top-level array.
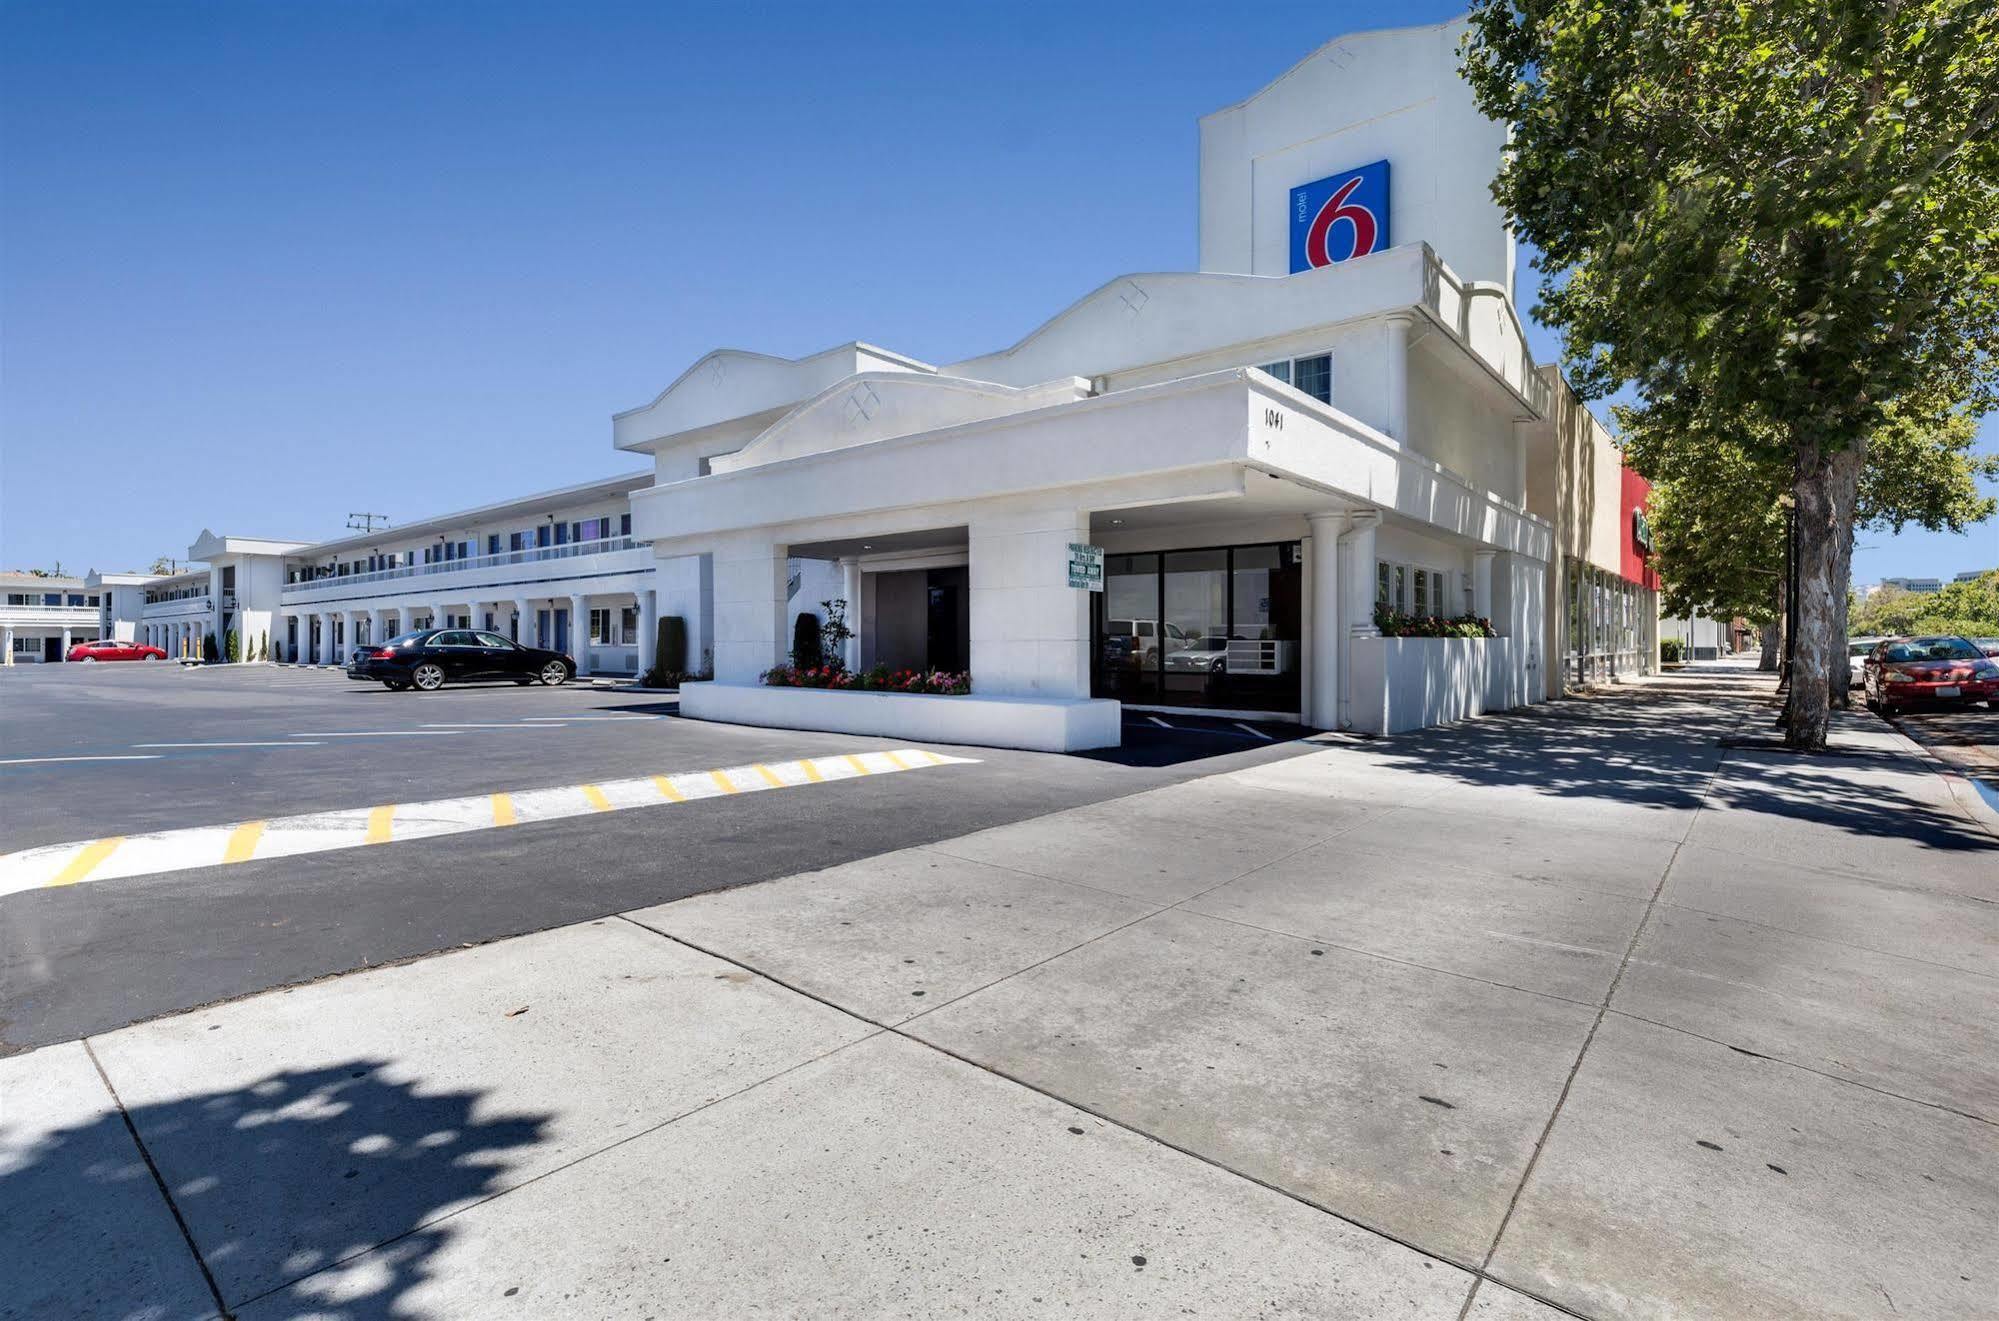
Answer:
[{"left": 1093, "top": 543, "right": 1301, "bottom": 712}]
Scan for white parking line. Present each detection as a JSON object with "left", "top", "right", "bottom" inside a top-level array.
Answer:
[
  {"left": 285, "top": 730, "right": 467, "bottom": 738},
  {"left": 419, "top": 723, "right": 570, "bottom": 730},
  {"left": 1233, "top": 722, "right": 1275, "bottom": 741},
  {"left": 1147, "top": 715, "right": 1172, "bottom": 728},
  {"left": 134, "top": 741, "right": 325, "bottom": 749},
  {"left": 0, "top": 755, "right": 165, "bottom": 767},
  {"left": 0, "top": 748, "right": 978, "bottom": 895}
]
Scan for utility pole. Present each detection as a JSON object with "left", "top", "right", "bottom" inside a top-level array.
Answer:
[{"left": 346, "top": 513, "right": 391, "bottom": 534}]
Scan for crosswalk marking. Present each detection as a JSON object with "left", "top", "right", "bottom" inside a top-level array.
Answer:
[{"left": 0, "top": 749, "right": 976, "bottom": 896}]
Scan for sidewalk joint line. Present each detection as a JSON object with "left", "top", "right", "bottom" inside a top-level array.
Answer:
[
  {"left": 614, "top": 912, "right": 1493, "bottom": 1286},
  {"left": 1455, "top": 696, "right": 1750, "bottom": 1321},
  {"left": 82, "top": 1039, "right": 233, "bottom": 1320}
]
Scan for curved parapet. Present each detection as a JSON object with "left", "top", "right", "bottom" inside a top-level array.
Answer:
[
  {"left": 709, "top": 373, "right": 1092, "bottom": 475},
  {"left": 613, "top": 342, "right": 934, "bottom": 453}
]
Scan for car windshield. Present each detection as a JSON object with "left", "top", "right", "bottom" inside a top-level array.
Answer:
[{"left": 1884, "top": 637, "right": 1980, "bottom": 662}]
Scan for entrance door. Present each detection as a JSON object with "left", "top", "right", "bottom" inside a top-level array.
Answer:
[
  {"left": 44, "top": 637, "right": 61, "bottom": 663},
  {"left": 553, "top": 609, "right": 570, "bottom": 655}
]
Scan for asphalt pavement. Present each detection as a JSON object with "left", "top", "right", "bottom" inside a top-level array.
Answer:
[{"left": 0, "top": 662, "right": 1313, "bottom": 1052}]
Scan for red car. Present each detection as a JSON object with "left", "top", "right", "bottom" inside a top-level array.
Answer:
[
  {"left": 1862, "top": 635, "right": 1999, "bottom": 715},
  {"left": 66, "top": 638, "right": 168, "bottom": 663}
]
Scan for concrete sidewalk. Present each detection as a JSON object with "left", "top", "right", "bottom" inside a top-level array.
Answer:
[{"left": 6, "top": 664, "right": 1995, "bottom": 1319}]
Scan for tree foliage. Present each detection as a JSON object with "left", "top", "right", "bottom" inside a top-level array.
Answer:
[
  {"left": 1464, "top": 0, "right": 1999, "bottom": 748},
  {"left": 1850, "top": 572, "right": 1999, "bottom": 636}
]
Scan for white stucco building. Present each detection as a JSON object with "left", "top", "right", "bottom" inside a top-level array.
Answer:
[
  {"left": 618, "top": 18, "right": 1560, "bottom": 750},
  {"left": 1, "top": 573, "right": 103, "bottom": 663}
]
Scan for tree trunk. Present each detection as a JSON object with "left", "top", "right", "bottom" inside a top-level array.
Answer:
[
  {"left": 1828, "top": 522, "right": 1856, "bottom": 710},
  {"left": 1758, "top": 578, "right": 1784, "bottom": 672},
  {"left": 1785, "top": 439, "right": 1867, "bottom": 751}
]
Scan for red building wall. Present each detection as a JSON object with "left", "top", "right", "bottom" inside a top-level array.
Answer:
[{"left": 1619, "top": 466, "right": 1661, "bottom": 592}]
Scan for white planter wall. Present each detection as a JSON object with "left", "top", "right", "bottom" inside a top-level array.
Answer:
[
  {"left": 679, "top": 682, "right": 1120, "bottom": 753},
  {"left": 1349, "top": 635, "right": 1523, "bottom": 735}
]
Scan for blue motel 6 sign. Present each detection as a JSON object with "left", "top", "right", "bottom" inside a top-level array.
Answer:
[{"left": 1289, "top": 160, "right": 1391, "bottom": 273}]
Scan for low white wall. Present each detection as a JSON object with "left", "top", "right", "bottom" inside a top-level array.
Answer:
[
  {"left": 679, "top": 682, "right": 1121, "bottom": 753},
  {"left": 1348, "top": 635, "right": 1523, "bottom": 735}
]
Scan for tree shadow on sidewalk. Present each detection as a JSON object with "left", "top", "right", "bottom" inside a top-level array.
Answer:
[
  {"left": 3, "top": 1057, "right": 552, "bottom": 1320},
  {"left": 1345, "top": 670, "right": 1998, "bottom": 855}
]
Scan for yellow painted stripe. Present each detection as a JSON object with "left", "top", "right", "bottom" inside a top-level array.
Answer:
[
  {"left": 651, "top": 775, "right": 686, "bottom": 802},
  {"left": 752, "top": 763, "right": 785, "bottom": 789},
  {"left": 843, "top": 755, "right": 871, "bottom": 777},
  {"left": 47, "top": 837, "right": 123, "bottom": 888},
  {"left": 709, "top": 769, "right": 740, "bottom": 795},
  {"left": 914, "top": 750, "right": 940, "bottom": 766},
  {"left": 799, "top": 759, "right": 825, "bottom": 783},
  {"left": 222, "top": 820, "right": 266, "bottom": 864},
  {"left": 581, "top": 784, "right": 612, "bottom": 812},
  {"left": 366, "top": 805, "right": 395, "bottom": 844},
  {"left": 491, "top": 793, "right": 516, "bottom": 827},
  {"left": 882, "top": 750, "right": 912, "bottom": 770}
]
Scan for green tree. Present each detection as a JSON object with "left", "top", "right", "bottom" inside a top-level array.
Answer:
[
  {"left": 1464, "top": 0, "right": 1999, "bottom": 749},
  {"left": 1623, "top": 391, "right": 1996, "bottom": 686},
  {"left": 1851, "top": 572, "right": 1999, "bottom": 636}
]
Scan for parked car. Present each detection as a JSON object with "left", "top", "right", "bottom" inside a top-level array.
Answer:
[
  {"left": 66, "top": 638, "right": 168, "bottom": 663},
  {"left": 1861, "top": 635, "right": 1999, "bottom": 715},
  {"left": 1847, "top": 636, "right": 1885, "bottom": 687},
  {"left": 347, "top": 629, "right": 575, "bottom": 691}
]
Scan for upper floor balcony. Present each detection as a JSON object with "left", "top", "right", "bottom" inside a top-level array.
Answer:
[
  {"left": 280, "top": 535, "right": 651, "bottom": 604},
  {"left": 0, "top": 600, "right": 101, "bottom": 627}
]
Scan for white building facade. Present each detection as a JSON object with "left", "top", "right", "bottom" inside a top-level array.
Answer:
[
  {"left": 0, "top": 573, "right": 103, "bottom": 663},
  {"left": 619, "top": 18, "right": 1559, "bottom": 751}
]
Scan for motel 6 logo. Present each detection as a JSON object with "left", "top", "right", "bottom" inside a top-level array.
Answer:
[{"left": 1289, "top": 159, "right": 1391, "bottom": 273}]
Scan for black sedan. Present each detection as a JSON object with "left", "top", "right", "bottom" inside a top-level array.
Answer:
[{"left": 347, "top": 629, "right": 576, "bottom": 691}]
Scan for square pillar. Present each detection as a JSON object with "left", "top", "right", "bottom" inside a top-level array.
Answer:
[
  {"left": 710, "top": 536, "right": 788, "bottom": 683},
  {"left": 1304, "top": 512, "right": 1346, "bottom": 730},
  {"left": 839, "top": 556, "right": 863, "bottom": 671},
  {"left": 654, "top": 553, "right": 712, "bottom": 676},
  {"left": 568, "top": 592, "right": 590, "bottom": 669},
  {"left": 1472, "top": 550, "right": 1496, "bottom": 622},
  {"left": 637, "top": 588, "right": 659, "bottom": 677},
  {"left": 968, "top": 508, "right": 1090, "bottom": 699}
]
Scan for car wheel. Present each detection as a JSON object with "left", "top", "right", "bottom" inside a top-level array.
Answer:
[
  {"left": 79, "top": 656, "right": 96, "bottom": 663},
  {"left": 411, "top": 663, "right": 446, "bottom": 692},
  {"left": 539, "top": 661, "right": 569, "bottom": 686},
  {"left": 145, "top": 653, "right": 161, "bottom": 661}
]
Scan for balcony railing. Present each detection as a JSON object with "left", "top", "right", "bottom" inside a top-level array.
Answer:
[{"left": 282, "top": 535, "right": 642, "bottom": 599}]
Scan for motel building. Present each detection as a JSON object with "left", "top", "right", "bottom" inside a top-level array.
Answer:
[
  {"left": 0, "top": 572, "right": 104, "bottom": 664},
  {"left": 616, "top": 17, "right": 1657, "bottom": 752}
]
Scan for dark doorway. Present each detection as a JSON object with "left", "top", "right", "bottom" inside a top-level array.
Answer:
[{"left": 926, "top": 566, "right": 967, "bottom": 671}]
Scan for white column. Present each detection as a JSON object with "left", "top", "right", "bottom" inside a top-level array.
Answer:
[
  {"left": 465, "top": 600, "right": 484, "bottom": 633},
  {"left": 653, "top": 553, "right": 711, "bottom": 676},
  {"left": 1384, "top": 312, "right": 1412, "bottom": 441},
  {"left": 2, "top": 625, "right": 12, "bottom": 665},
  {"left": 710, "top": 536, "right": 789, "bottom": 683},
  {"left": 1471, "top": 550, "right": 1496, "bottom": 622},
  {"left": 567, "top": 592, "right": 589, "bottom": 669},
  {"left": 1345, "top": 513, "right": 1381, "bottom": 638},
  {"left": 513, "top": 598, "right": 532, "bottom": 645},
  {"left": 1304, "top": 512, "right": 1346, "bottom": 730},
  {"left": 967, "top": 508, "right": 1090, "bottom": 699},
  {"left": 839, "top": 556, "right": 863, "bottom": 671},
  {"left": 637, "top": 587, "right": 659, "bottom": 677},
  {"left": 313, "top": 613, "right": 328, "bottom": 664},
  {"left": 60, "top": 626, "right": 73, "bottom": 660}
]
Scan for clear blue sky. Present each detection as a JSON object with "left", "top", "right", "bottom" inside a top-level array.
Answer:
[{"left": 3, "top": 0, "right": 1992, "bottom": 582}]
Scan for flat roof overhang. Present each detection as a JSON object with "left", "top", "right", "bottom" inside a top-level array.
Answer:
[{"left": 634, "top": 370, "right": 1550, "bottom": 564}]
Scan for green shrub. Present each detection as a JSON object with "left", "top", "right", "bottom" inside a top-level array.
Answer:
[
  {"left": 791, "top": 611, "right": 823, "bottom": 668},
  {"left": 1660, "top": 637, "right": 1685, "bottom": 664},
  {"left": 657, "top": 616, "right": 687, "bottom": 674}
]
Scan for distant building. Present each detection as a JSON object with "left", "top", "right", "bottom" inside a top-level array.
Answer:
[
  {"left": 1955, "top": 569, "right": 1993, "bottom": 583},
  {"left": 1881, "top": 576, "right": 1943, "bottom": 594}
]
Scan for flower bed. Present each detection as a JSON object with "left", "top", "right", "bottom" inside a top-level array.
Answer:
[
  {"left": 760, "top": 664, "right": 972, "bottom": 696},
  {"left": 1372, "top": 607, "right": 1495, "bottom": 638}
]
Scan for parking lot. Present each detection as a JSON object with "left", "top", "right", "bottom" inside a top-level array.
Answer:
[{"left": 0, "top": 662, "right": 1312, "bottom": 1052}]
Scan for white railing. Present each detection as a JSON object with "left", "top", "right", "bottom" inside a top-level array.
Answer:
[
  {"left": 282, "top": 536, "right": 641, "bottom": 599},
  {"left": 0, "top": 602, "right": 99, "bottom": 621}
]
